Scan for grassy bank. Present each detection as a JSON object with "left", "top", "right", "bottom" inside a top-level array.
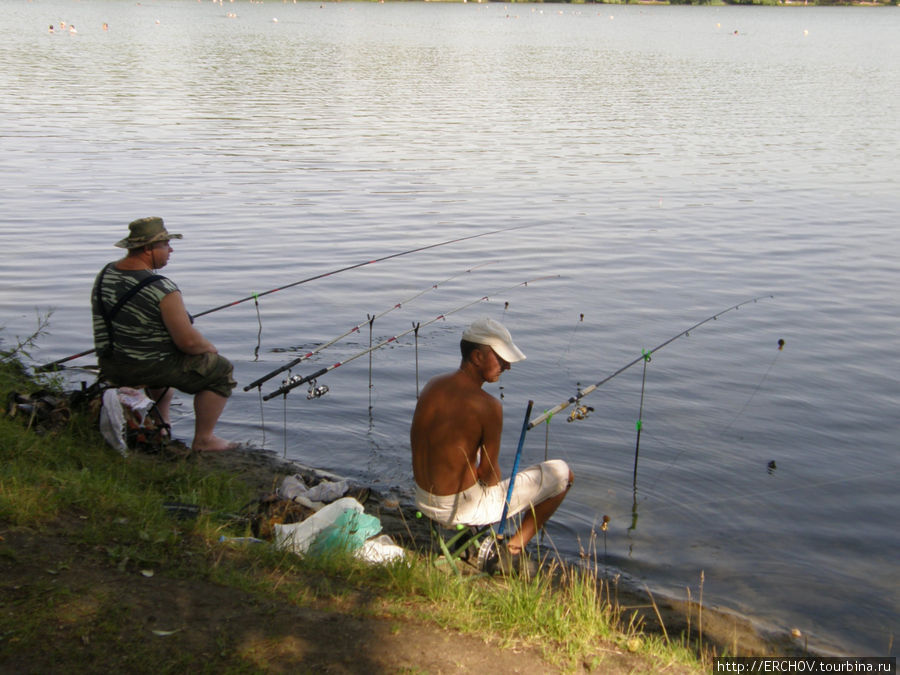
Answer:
[{"left": 0, "top": 354, "right": 708, "bottom": 673}]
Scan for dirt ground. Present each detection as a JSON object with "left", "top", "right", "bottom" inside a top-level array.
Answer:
[
  {"left": 201, "top": 448, "right": 808, "bottom": 658},
  {"left": 0, "top": 446, "right": 804, "bottom": 674},
  {"left": 2, "top": 526, "right": 590, "bottom": 674}
]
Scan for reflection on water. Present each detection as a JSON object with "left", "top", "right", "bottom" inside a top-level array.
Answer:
[{"left": 2, "top": 1, "right": 899, "bottom": 656}]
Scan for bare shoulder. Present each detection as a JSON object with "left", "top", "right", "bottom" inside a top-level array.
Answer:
[
  {"left": 159, "top": 288, "right": 185, "bottom": 310},
  {"left": 421, "top": 370, "right": 458, "bottom": 391},
  {"left": 419, "top": 369, "right": 468, "bottom": 400},
  {"left": 475, "top": 388, "right": 503, "bottom": 425}
]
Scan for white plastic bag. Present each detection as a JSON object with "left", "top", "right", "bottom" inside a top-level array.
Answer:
[
  {"left": 354, "top": 535, "right": 406, "bottom": 565},
  {"left": 99, "top": 388, "right": 128, "bottom": 457},
  {"left": 277, "top": 474, "right": 350, "bottom": 509},
  {"left": 98, "top": 387, "right": 158, "bottom": 457},
  {"left": 116, "top": 386, "right": 155, "bottom": 423},
  {"left": 273, "top": 497, "right": 364, "bottom": 556}
]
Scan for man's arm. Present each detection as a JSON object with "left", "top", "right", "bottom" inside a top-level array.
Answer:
[
  {"left": 475, "top": 395, "right": 504, "bottom": 486},
  {"left": 160, "top": 291, "right": 217, "bottom": 355}
]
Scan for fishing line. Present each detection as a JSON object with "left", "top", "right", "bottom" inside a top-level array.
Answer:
[
  {"left": 257, "top": 385, "right": 267, "bottom": 449},
  {"left": 717, "top": 338, "right": 785, "bottom": 439},
  {"left": 243, "top": 261, "right": 497, "bottom": 392},
  {"left": 641, "top": 338, "right": 786, "bottom": 494},
  {"left": 526, "top": 296, "right": 776, "bottom": 536},
  {"left": 632, "top": 351, "right": 651, "bottom": 487},
  {"left": 37, "top": 224, "right": 530, "bottom": 372},
  {"left": 599, "top": 466, "right": 900, "bottom": 530},
  {"left": 252, "top": 293, "right": 263, "bottom": 361},
  {"left": 528, "top": 295, "right": 775, "bottom": 431},
  {"left": 413, "top": 322, "right": 421, "bottom": 398},
  {"left": 263, "top": 274, "right": 560, "bottom": 401},
  {"left": 556, "top": 313, "right": 585, "bottom": 368},
  {"left": 368, "top": 314, "right": 375, "bottom": 412},
  {"left": 539, "top": 411, "right": 552, "bottom": 547},
  {"left": 544, "top": 410, "right": 553, "bottom": 461},
  {"left": 282, "top": 390, "right": 288, "bottom": 458}
]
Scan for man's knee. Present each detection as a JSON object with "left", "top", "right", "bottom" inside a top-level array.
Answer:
[
  {"left": 185, "top": 353, "right": 236, "bottom": 398},
  {"left": 543, "top": 459, "right": 573, "bottom": 496}
]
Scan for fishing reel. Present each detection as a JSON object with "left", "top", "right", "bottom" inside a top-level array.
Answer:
[
  {"left": 306, "top": 379, "right": 329, "bottom": 400},
  {"left": 281, "top": 374, "right": 304, "bottom": 389},
  {"left": 567, "top": 404, "right": 594, "bottom": 423},
  {"left": 276, "top": 373, "right": 328, "bottom": 400}
]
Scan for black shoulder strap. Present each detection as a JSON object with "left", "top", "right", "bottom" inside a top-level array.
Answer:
[
  {"left": 96, "top": 264, "right": 165, "bottom": 355},
  {"left": 107, "top": 273, "right": 165, "bottom": 321}
]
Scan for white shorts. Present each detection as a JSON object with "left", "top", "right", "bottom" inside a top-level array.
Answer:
[{"left": 415, "top": 459, "right": 570, "bottom": 527}]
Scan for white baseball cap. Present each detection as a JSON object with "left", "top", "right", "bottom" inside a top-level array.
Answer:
[{"left": 462, "top": 317, "right": 526, "bottom": 363}]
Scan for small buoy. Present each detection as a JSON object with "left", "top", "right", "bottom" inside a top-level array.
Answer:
[
  {"left": 778, "top": 338, "right": 785, "bottom": 350},
  {"left": 272, "top": 17, "right": 278, "bottom": 22}
]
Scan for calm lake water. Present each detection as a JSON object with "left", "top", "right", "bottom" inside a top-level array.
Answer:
[{"left": 2, "top": 0, "right": 898, "bottom": 657}]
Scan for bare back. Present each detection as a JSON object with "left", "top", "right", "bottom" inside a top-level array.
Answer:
[{"left": 410, "top": 368, "right": 503, "bottom": 496}]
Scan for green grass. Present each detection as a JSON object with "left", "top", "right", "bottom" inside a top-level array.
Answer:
[{"left": 0, "top": 354, "right": 706, "bottom": 672}]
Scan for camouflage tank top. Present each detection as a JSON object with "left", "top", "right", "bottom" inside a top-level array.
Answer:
[{"left": 91, "top": 264, "right": 180, "bottom": 362}]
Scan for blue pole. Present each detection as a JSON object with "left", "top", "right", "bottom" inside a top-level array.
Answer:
[{"left": 498, "top": 400, "right": 534, "bottom": 537}]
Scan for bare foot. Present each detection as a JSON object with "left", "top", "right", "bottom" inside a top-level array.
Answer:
[{"left": 192, "top": 436, "right": 239, "bottom": 452}]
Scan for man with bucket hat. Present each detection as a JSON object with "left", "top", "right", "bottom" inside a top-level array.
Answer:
[
  {"left": 410, "top": 317, "right": 573, "bottom": 575},
  {"left": 91, "top": 217, "right": 236, "bottom": 452}
]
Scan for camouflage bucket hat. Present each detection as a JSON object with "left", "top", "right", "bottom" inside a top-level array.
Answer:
[{"left": 114, "top": 217, "right": 183, "bottom": 249}]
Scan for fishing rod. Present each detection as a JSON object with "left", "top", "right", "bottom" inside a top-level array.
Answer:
[
  {"left": 262, "top": 275, "right": 559, "bottom": 401},
  {"left": 497, "top": 400, "right": 535, "bottom": 537},
  {"left": 243, "top": 261, "right": 497, "bottom": 391},
  {"left": 35, "top": 223, "right": 541, "bottom": 372},
  {"left": 527, "top": 295, "right": 775, "bottom": 430}
]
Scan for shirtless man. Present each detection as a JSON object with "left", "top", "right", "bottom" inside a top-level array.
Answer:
[
  {"left": 410, "top": 317, "right": 573, "bottom": 574},
  {"left": 91, "top": 217, "right": 237, "bottom": 452}
]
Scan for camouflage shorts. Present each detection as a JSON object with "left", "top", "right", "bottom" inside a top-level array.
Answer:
[{"left": 100, "top": 351, "right": 236, "bottom": 399}]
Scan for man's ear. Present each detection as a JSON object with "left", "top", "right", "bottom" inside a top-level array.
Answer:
[{"left": 469, "top": 345, "right": 487, "bottom": 366}]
